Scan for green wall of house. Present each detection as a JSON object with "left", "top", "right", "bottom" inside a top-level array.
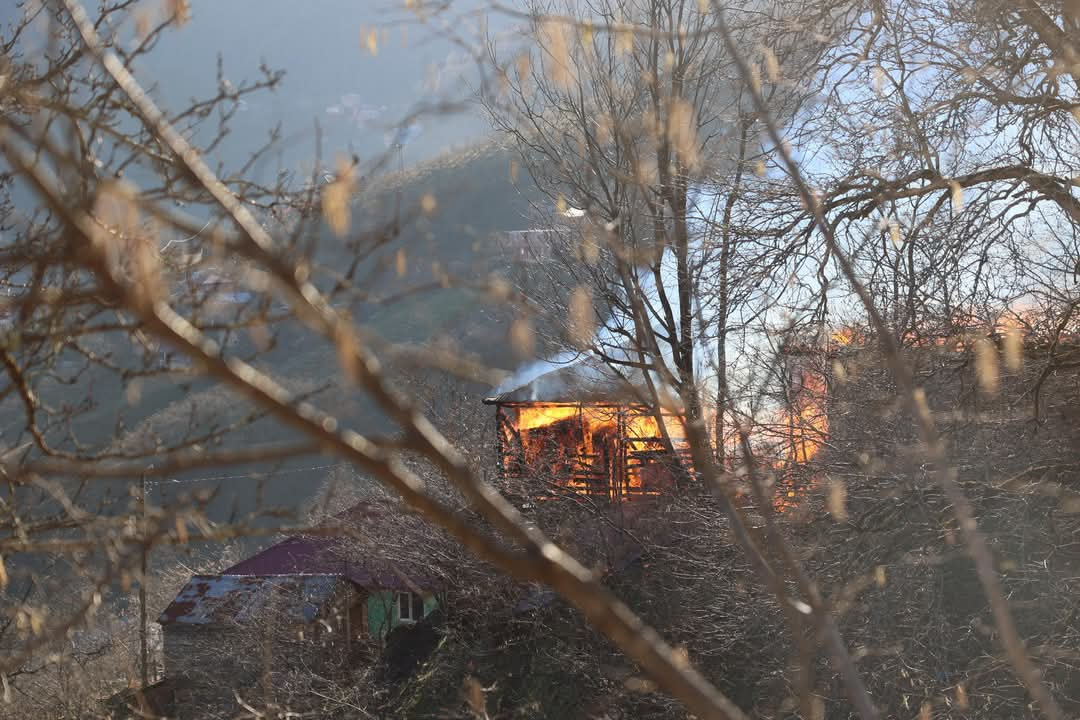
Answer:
[{"left": 366, "top": 591, "right": 438, "bottom": 638}]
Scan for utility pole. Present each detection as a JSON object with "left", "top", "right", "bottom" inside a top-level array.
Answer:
[
  {"left": 344, "top": 558, "right": 352, "bottom": 659},
  {"left": 138, "top": 470, "right": 149, "bottom": 689}
]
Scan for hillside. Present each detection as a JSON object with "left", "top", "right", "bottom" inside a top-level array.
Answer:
[{"left": 13, "top": 139, "right": 539, "bottom": 522}]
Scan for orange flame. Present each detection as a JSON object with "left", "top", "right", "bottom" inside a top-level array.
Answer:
[
  {"left": 768, "top": 360, "right": 829, "bottom": 513},
  {"left": 829, "top": 327, "right": 864, "bottom": 348},
  {"left": 517, "top": 404, "right": 584, "bottom": 431},
  {"left": 776, "top": 367, "right": 828, "bottom": 465},
  {"left": 500, "top": 403, "right": 688, "bottom": 499}
]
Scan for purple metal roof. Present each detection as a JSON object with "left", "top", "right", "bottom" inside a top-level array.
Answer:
[
  {"left": 224, "top": 535, "right": 344, "bottom": 576},
  {"left": 221, "top": 503, "right": 439, "bottom": 591},
  {"left": 224, "top": 535, "right": 438, "bottom": 592}
]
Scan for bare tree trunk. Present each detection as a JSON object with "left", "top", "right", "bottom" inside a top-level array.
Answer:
[{"left": 715, "top": 116, "right": 750, "bottom": 463}]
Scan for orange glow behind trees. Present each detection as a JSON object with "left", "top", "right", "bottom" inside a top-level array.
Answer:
[{"left": 777, "top": 368, "right": 829, "bottom": 465}]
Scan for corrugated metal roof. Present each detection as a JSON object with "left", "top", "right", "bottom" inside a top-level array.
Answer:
[{"left": 158, "top": 574, "right": 343, "bottom": 626}]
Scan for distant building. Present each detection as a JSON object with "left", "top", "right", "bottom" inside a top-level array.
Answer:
[
  {"left": 498, "top": 204, "right": 589, "bottom": 265},
  {"left": 499, "top": 228, "right": 560, "bottom": 264},
  {"left": 158, "top": 573, "right": 353, "bottom": 710}
]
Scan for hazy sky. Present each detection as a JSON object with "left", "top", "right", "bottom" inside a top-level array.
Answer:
[
  {"left": 0, "top": 1, "right": 526, "bottom": 220},
  {"left": 135, "top": 1, "right": 520, "bottom": 177}
]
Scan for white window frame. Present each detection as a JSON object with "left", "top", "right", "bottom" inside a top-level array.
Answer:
[{"left": 397, "top": 591, "right": 419, "bottom": 623}]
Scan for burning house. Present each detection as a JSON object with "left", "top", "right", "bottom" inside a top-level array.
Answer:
[
  {"left": 486, "top": 357, "right": 692, "bottom": 501},
  {"left": 484, "top": 331, "right": 842, "bottom": 509}
]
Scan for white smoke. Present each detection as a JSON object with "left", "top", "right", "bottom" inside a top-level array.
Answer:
[
  {"left": 494, "top": 185, "right": 721, "bottom": 400},
  {"left": 491, "top": 351, "right": 584, "bottom": 397}
]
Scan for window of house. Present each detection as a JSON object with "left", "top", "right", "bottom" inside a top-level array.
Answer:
[{"left": 397, "top": 591, "right": 424, "bottom": 623}]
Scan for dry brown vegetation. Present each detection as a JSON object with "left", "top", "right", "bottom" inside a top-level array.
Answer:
[{"left": 0, "top": 0, "right": 1079, "bottom": 718}]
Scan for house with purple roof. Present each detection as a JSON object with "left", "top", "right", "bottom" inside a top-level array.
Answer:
[
  {"left": 156, "top": 502, "right": 441, "bottom": 710},
  {"left": 216, "top": 527, "right": 440, "bottom": 638}
]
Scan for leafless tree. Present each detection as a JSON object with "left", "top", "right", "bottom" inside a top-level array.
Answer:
[{"left": 1, "top": 0, "right": 1079, "bottom": 718}]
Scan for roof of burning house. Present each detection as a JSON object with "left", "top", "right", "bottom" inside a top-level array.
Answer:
[
  {"left": 485, "top": 356, "right": 648, "bottom": 404},
  {"left": 157, "top": 574, "right": 345, "bottom": 626}
]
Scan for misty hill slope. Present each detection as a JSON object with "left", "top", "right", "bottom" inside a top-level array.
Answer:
[
  {"left": 160, "top": 140, "right": 537, "bottom": 505},
  {"left": 7, "top": 139, "right": 540, "bottom": 525}
]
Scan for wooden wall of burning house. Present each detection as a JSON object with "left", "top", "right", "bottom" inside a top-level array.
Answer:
[{"left": 493, "top": 402, "right": 690, "bottom": 500}]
